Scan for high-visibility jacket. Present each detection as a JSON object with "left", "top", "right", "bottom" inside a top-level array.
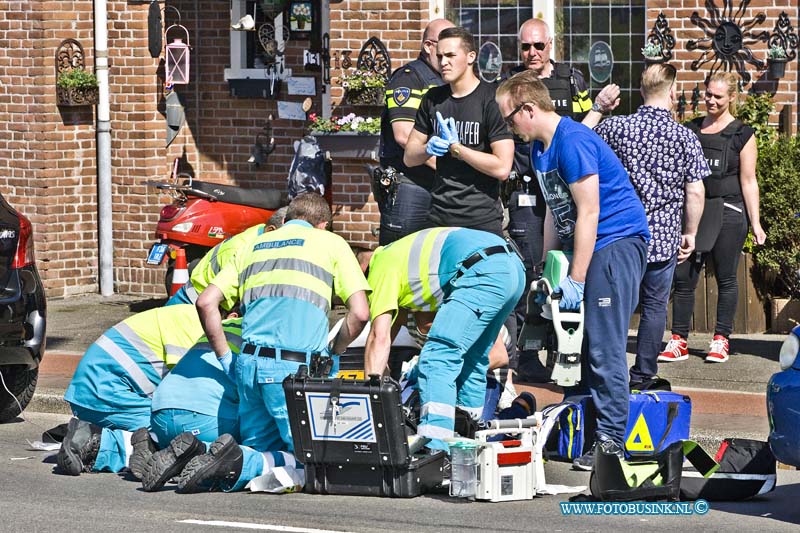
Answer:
[
  {"left": 64, "top": 304, "right": 204, "bottom": 413},
  {"left": 185, "top": 224, "right": 267, "bottom": 301},
  {"left": 213, "top": 220, "right": 370, "bottom": 353},
  {"left": 367, "top": 227, "right": 508, "bottom": 322}
]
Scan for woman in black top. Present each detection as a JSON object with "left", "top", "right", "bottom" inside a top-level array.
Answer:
[{"left": 660, "top": 72, "right": 766, "bottom": 364}]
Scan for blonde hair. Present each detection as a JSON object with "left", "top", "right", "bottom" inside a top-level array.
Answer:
[
  {"left": 640, "top": 63, "right": 676, "bottom": 98},
  {"left": 706, "top": 71, "right": 740, "bottom": 115},
  {"left": 496, "top": 69, "right": 556, "bottom": 112}
]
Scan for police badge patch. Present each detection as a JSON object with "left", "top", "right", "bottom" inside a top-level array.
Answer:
[{"left": 393, "top": 87, "right": 411, "bottom": 106}]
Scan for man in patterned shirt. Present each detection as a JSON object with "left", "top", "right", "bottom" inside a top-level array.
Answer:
[{"left": 594, "top": 63, "right": 708, "bottom": 388}]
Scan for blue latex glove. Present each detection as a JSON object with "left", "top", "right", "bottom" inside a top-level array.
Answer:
[
  {"left": 426, "top": 135, "right": 450, "bottom": 157},
  {"left": 554, "top": 275, "right": 585, "bottom": 311},
  {"left": 218, "top": 349, "right": 235, "bottom": 378},
  {"left": 436, "top": 111, "right": 459, "bottom": 145}
]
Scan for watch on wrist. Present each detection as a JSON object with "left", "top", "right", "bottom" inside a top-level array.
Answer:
[
  {"left": 591, "top": 102, "right": 604, "bottom": 114},
  {"left": 450, "top": 143, "right": 462, "bottom": 159}
]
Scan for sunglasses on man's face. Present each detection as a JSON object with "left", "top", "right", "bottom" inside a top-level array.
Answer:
[{"left": 520, "top": 41, "right": 548, "bottom": 52}]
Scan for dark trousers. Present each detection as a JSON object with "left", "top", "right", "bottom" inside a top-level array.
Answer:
[
  {"left": 507, "top": 193, "right": 545, "bottom": 369},
  {"left": 630, "top": 257, "right": 677, "bottom": 383},
  {"left": 379, "top": 181, "right": 432, "bottom": 246},
  {"left": 671, "top": 205, "right": 749, "bottom": 338},
  {"left": 569, "top": 237, "right": 647, "bottom": 446}
]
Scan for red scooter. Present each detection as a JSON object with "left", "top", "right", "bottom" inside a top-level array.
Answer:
[{"left": 146, "top": 158, "right": 287, "bottom": 294}]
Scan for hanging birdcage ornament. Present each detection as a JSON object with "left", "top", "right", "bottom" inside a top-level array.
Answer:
[{"left": 165, "top": 24, "right": 191, "bottom": 85}]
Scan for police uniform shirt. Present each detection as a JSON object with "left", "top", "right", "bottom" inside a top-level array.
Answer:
[
  {"left": 64, "top": 304, "right": 204, "bottom": 412},
  {"left": 151, "top": 317, "right": 243, "bottom": 420},
  {"left": 414, "top": 81, "right": 513, "bottom": 229},
  {"left": 212, "top": 220, "right": 370, "bottom": 354},
  {"left": 380, "top": 55, "right": 442, "bottom": 189},
  {"left": 367, "top": 227, "right": 507, "bottom": 322}
]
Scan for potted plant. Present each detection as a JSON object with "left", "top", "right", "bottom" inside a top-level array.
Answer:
[
  {"left": 339, "top": 69, "right": 386, "bottom": 106},
  {"left": 308, "top": 112, "right": 381, "bottom": 158},
  {"left": 56, "top": 68, "right": 99, "bottom": 107},
  {"left": 767, "top": 44, "right": 788, "bottom": 78},
  {"left": 641, "top": 42, "right": 664, "bottom": 64}
]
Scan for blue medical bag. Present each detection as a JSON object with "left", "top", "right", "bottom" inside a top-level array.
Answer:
[{"left": 625, "top": 390, "right": 692, "bottom": 458}]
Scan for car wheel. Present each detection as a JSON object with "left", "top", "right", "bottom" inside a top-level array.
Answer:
[{"left": 0, "top": 365, "right": 38, "bottom": 423}]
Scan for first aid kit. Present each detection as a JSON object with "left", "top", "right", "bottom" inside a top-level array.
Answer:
[
  {"left": 282, "top": 373, "right": 445, "bottom": 498},
  {"left": 625, "top": 390, "right": 692, "bottom": 458}
]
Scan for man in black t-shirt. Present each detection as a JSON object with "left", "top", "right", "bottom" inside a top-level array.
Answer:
[
  {"left": 377, "top": 18, "right": 454, "bottom": 245},
  {"left": 404, "top": 26, "right": 514, "bottom": 237}
]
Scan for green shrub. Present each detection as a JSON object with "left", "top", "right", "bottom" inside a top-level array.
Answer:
[
  {"left": 56, "top": 68, "right": 98, "bottom": 89},
  {"left": 736, "top": 92, "right": 777, "bottom": 147}
]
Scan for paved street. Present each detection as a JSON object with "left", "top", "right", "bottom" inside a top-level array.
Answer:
[{"left": 2, "top": 412, "right": 799, "bottom": 532}]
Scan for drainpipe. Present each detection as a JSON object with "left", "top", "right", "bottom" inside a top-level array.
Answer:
[{"left": 94, "top": 0, "right": 113, "bottom": 296}]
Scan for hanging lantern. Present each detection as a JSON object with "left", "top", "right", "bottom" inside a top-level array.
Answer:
[{"left": 165, "top": 24, "right": 190, "bottom": 85}]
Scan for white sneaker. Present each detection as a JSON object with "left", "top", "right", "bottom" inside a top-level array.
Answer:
[{"left": 231, "top": 14, "right": 255, "bottom": 31}]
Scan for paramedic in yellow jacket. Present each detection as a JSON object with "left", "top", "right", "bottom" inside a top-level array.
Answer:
[
  {"left": 57, "top": 304, "right": 204, "bottom": 476},
  {"left": 365, "top": 227, "right": 524, "bottom": 451}
]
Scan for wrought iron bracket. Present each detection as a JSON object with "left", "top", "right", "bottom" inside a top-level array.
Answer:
[
  {"left": 646, "top": 12, "right": 676, "bottom": 62},
  {"left": 769, "top": 11, "right": 798, "bottom": 62},
  {"left": 321, "top": 32, "right": 331, "bottom": 93},
  {"left": 355, "top": 37, "right": 391, "bottom": 81}
]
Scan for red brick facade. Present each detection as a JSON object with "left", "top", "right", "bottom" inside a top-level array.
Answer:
[{"left": 0, "top": 2, "right": 796, "bottom": 299}]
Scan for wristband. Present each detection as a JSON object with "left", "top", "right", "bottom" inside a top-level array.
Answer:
[{"left": 591, "top": 101, "right": 604, "bottom": 114}]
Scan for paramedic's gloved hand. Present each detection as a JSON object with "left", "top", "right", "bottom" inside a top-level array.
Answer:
[
  {"left": 426, "top": 136, "right": 451, "bottom": 157},
  {"left": 436, "top": 112, "right": 459, "bottom": 145},
  {"left": 218, "top": 349, "right": 236, "bottom": 379},
  {"left": 554, "top": 276, "right": 584, "bottom": 311}
]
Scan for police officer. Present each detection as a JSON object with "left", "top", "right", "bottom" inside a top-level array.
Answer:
[
  {"left": 166, "top": 207, "right": 287, "bottom": 306},
  {"left": 57, "top": 304, "right": 204, "bottom": 476},
  {"left": 179, "top": 193, "right": 371, "bottom": 493},
  {"left": 376, "top": 18, "right": 454, "bottom": 245},
  {"left": 364, "top": 227, "right": 525, "bottom": 451},
  {"left": 507, "top": 18, "right": 620, "bottom": 382}
]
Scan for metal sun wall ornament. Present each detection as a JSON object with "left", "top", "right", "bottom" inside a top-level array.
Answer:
[
  {"left": 646, "top": 12, "right": 676, "bottom": 62},
  {"left": 687, "top": 0, "right": 769, "bottom": 85},
  {"left": 165, "top": 24, "right": 190, "bottom": 85}
]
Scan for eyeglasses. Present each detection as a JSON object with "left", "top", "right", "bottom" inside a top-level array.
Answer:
[
  {"left": 503, "top": 102, "right": 529, "bottom": 127},
  {"left": 520, "top": 41, "right": 548, "bottom": 52}
]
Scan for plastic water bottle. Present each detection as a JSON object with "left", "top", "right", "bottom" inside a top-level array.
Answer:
[{"left": 449, "top": 442, "right": 478, "bottom": 500}]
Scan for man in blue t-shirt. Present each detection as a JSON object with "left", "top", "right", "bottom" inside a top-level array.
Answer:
[{"left": 497, "top": 71, "right": 650, "bottom": 470}]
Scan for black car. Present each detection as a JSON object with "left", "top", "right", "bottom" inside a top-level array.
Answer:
[{"left": 0, "top": 193, "right": 46, "bottom": 423}]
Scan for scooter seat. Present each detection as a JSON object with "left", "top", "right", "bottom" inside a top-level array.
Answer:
[{"left": 186, "top": 180, "right": 288, "bottom": 210}]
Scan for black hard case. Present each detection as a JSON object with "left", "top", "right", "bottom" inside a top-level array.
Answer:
[{"left": 283, "top": 374, "right": 445, "bottom": 497}]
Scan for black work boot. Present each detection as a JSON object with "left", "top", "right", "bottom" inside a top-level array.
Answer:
[
  {"left": 176, "top": 434, "right": 243, "bottom": 494},
  {"left": 56, "top": 417, "right": 103, "bottom": 476},
  {"left": 141, "top": 431, "right": 205, "bottom": 492},
  {"left": 128, "top": 428, "right": 158, "bottom": 481}
]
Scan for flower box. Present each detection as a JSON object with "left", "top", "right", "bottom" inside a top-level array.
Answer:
[
  {"left": 344, "top": 87, "right": 385, "bottom": 107},
  {"left": 311, "top": 132, "right": 380, "bottom": 159},
  {"left": 56, "top": 85, "right": 99, "bottom": 107}
]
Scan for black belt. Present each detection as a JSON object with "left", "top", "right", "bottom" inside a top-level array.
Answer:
[
  {"left": 241, "top": 344, "right": 317, "bottom": 363},
  {"left": 460, "top": 244, "right": 513, "bottom": 271}
]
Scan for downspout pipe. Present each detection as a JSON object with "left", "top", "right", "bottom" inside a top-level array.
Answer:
[{"left": 94, "top": 0, "right": 113, "bottom": 296}]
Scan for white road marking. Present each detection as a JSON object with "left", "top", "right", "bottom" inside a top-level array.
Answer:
[{"left": 177, "top": 519, "right": 355, "bottom": 533}]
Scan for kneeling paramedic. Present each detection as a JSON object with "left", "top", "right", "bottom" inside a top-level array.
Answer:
[
  {"left": 188, "top": 193, "right": 371, "bottom": 492},
  {"left": 58, "top": 304, "right": 204, "bottom": 476},
  {"left": 364, "top": 227, "right": 525, "bottom": 452}
]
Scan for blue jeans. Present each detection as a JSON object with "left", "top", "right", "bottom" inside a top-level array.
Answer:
[
  {"left": 150, "top": 408, "right": 239, "bottom": 447},
  {"left": 578, "top": 237, "right": 647, "bottom": 447},
  {"left": 630, "top": 257, "right": 677, "bottom": 384},
  {"left": 418, "top": 252, "right": 525, "bottom": 450},
  {"left": 379, "top": 181, "right": 432, "bottom": 245}
]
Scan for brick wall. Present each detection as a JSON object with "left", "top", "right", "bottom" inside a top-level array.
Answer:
[
  {"left": 4, "top": 2, "right": 792, "bottom": 300},
  {"left": 646, "top": 3, "right": 798, "bottom": 131}
]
